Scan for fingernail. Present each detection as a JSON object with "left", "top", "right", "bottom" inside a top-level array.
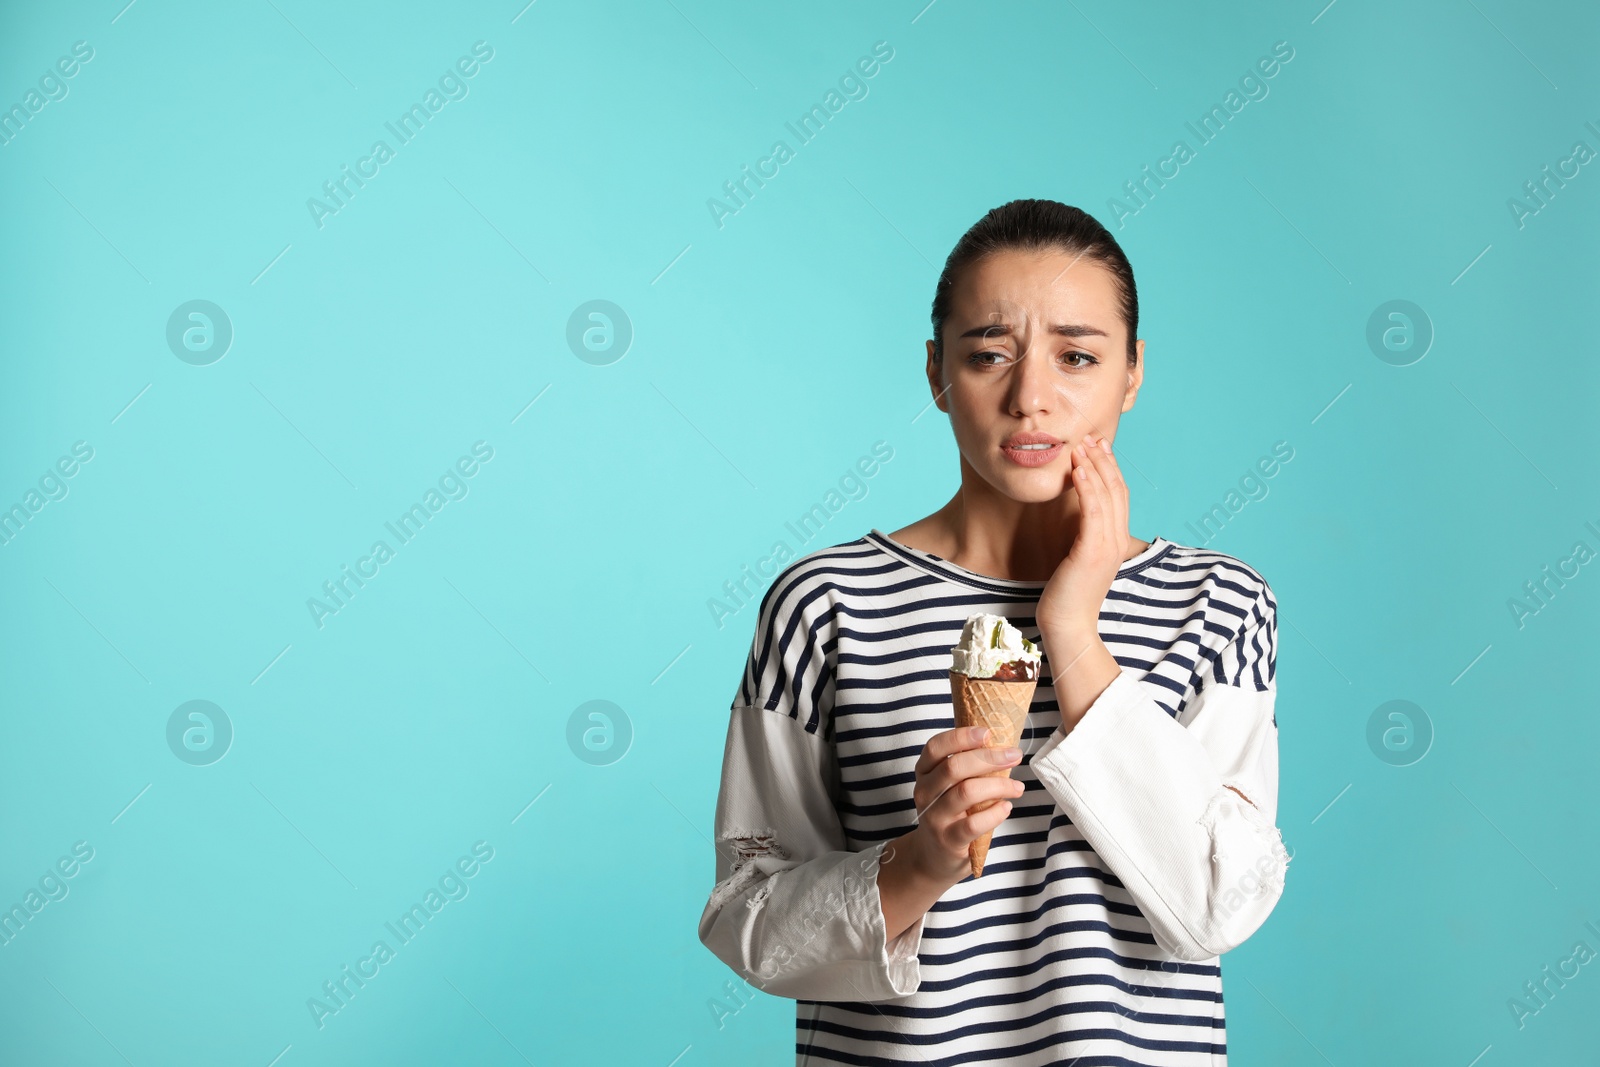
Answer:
[
  {"left": 974, "top": 726, "right": 990, "bottom": 743},
  {"left": 988, "top": 746, "right": 1022, "bottom": 763}
]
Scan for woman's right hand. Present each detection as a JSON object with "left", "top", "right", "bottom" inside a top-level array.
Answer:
[{"left": 903, "top": 725, "right": 1026, "bottom": 885}]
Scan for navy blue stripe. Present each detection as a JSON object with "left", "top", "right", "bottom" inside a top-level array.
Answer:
[
  {"left": 798, "top": 1048, "right": 1221, "bottom": 1067},
  {"left": 798, "top": 1011, "right": 1225, "bottom": 1066},
  {"left": 818, "top": 966, "right": 1224, "bottom": 1020}
]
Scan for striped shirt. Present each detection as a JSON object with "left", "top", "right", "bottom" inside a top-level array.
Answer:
[{"left": 699, "top": 528, "right": 1287, "bottom": 1066}]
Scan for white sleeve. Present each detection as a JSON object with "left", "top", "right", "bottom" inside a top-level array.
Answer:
[
  {"left": 1029, "top": 589, "right": 1290, "bottom": 961},
  {"left": 697, "top": 705, "right": 925, "bottom": 1002},
  {"left": 697, "top": 565, "right": 924, "bottom": 1002}
]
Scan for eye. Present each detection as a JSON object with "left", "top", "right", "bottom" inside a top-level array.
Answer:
[{"left": 968, "top": 349, "right": 1099, "bottom": 369}]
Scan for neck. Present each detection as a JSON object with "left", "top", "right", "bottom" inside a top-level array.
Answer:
[{"left": 926, "top": 457, "right": 1142, "bottom": 581}]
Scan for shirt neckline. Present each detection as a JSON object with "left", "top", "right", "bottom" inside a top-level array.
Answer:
[{"left": 864, "top": 527, "right": 1174, "bottom": 594}]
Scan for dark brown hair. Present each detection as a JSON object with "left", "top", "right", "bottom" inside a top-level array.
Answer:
[{"left": 930, "top": 199, "right": 1139, "bottom": 365}]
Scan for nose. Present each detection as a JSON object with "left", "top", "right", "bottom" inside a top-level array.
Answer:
[{"left": 1007, "top": 342, "right": 1052, "bottom": 418}]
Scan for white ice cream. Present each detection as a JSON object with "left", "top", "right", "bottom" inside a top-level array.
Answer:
[{"left": 950, "top": 613, "right": 1041, "bottom": 678}]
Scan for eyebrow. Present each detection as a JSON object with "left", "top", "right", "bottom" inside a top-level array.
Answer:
[{"left": 957, "top": 322, "right": 1109, "bottom": 340}]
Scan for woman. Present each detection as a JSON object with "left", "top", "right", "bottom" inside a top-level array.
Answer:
[{"left": 699, "top": 199, "right": 1289, "bottom": 1065}]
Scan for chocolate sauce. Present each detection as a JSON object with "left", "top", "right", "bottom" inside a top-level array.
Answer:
[{"left": 990, "top": 660, "right": 1038, "bottom": 682}]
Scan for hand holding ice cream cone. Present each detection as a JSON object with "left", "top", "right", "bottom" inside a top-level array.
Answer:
[
  {"left": 948, "top": 613, "right": 1040, "bottom": 877},
  {"left": 884, "top": 614, "right": 1038, "bottom": 897}
]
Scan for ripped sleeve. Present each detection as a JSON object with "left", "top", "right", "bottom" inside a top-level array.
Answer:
[
  {"left": 696, "top": 705, "right": 924, "bottom": 1002},
  {"left": 1031, "top": 667, "right": 1290, "bottom": 961}
]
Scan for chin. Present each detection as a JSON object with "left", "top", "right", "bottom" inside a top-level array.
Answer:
[{"left": 987, "top": 466, "right": 1068, "bottom": 503}]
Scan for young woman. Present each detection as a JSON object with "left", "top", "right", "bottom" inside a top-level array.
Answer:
[{"left": 699, "top": 200, "right": 1289, "bottom": 1065}]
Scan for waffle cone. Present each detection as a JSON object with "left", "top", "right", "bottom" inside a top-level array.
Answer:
[{"left": 949, "top": 670, "right": 1037, "bottom": 877}]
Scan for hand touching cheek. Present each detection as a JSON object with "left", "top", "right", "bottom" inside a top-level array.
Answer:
[{"left": 1036, "top": 432, "right": 1132, "bottom": 654}]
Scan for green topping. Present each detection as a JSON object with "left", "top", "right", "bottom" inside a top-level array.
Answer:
[
  {"left": 1022, "top": 636, "right": 1035, "bottom": 653},
  {"left": 991, "top": 621, "right": 1004, "bottom": 648}
]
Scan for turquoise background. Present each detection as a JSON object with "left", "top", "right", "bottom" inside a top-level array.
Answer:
[{"left": 2, "top": 0, "right": 1597, "bottom": 1063}]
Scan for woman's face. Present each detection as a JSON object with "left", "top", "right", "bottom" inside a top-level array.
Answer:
[{"left": 925, "top": 247, "right": 1145, "bottom": 504}]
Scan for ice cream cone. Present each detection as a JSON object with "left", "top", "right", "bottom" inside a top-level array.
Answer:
[{"left": 949, "top": 669, "right": 1037, "bottom": 877}]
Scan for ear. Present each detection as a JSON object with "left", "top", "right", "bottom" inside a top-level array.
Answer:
[
  {"left": 1120, "top": 338, "right": 1145, "bottom": 414},
  {"left": 925, "top": 339, "right": 949, "bottom": 412}
]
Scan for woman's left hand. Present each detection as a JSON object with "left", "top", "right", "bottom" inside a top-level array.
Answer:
[{"left": 1035, "top": 432, "right": 1131, "bottom": 653}]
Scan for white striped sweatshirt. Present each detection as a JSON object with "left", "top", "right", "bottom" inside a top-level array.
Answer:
[{"left": 698, "top": 529, "right": 1289, "bottom": 1065}]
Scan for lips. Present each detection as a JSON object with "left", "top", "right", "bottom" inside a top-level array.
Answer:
[
  {"left": 1002, "top": 432, "right": 1061, "bottom": 449},
  {"left": 1000, "top": 432, "right": 1064, "bottom": 467}
]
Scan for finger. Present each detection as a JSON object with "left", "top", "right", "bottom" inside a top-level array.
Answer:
[
  {"left": 959, "top": 797, "right": 1016, "bottom": 844},
  {"left": 1074, "top": 439, "right": 1109, "bottom": 528},
  {"left": 1062, "top": 435, "right": 1088, "bottom": 499},
  {"left": 926, "top": 775, "right": 1026, "bottom": 830},
  {"left": 966, "top": 778, "right": 1025, "bottom": 816},
  {"left": 914, "top": 725, "right": 992, "bottom": 778},
  {"left": 945, "top": 745, "right": 1022, "bottom": 786},
  {"left": 916, "top": 745, "right": 1020, "bottom": 820},
  {"left": 1087, "top": 438, "right": 1130, "bottom": 541},
  {"left": 1080, "top": 440, "right": 1121, "bottom": 545},
  {"left": 1064, "top": 437, "right": 1085, "bottom": 497},
  {"left": 1100, "top": 444, "right": 1131, "bottom": 537},
  {"left": 1092, "top": 436, "right": 1129, "bottom": 506},
  {"left": 1068, "top": 438, "right": 1090, "bottom": 500}
]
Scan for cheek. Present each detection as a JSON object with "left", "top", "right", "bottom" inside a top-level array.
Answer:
[
  {"left": 944, "top": 387, "right": 987, "bottom": 437},
  {"left": 941, "top": 405, "right": 988, "bottom": 461},
  {"left": 944, "top": 404, "right": 971, "bottom": 435},
  {"left": 1050, "top": 373, "right": 1101, "bottom": 400},
  {"left": 1059, "top": 378, "right": 1120, "bottom": 418}
]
